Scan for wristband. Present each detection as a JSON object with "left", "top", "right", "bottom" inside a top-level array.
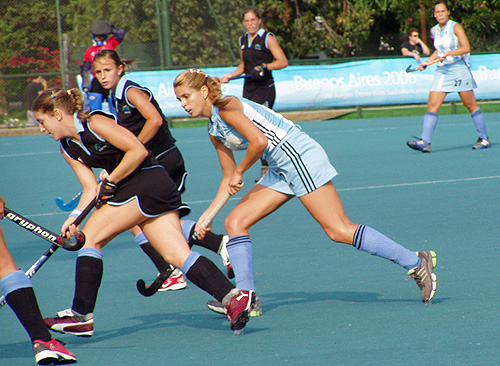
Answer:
[{"left": 70, "top": 209, "right": 83, "bottom": 218}]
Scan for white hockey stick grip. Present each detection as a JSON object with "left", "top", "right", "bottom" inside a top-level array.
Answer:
[{"left": 201, "top": 192, "right": 231, "bottom": 228}]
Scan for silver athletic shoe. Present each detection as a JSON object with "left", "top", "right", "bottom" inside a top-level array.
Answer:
[
  {"left": 407, "top": 251, "right": 437, "bottom": 303},
  {"left": 472, "top": 137, "right": 491, "bottom": 150},
  {"left": 407, "top": 139, "right": 431, "bottom": 153}
]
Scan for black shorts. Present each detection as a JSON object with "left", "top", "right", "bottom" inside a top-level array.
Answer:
[
  {"left": 109, "top": 165, "right": 191, "bottom": 218},
  {"left": 243, "top": 81, "right": 276, "bottom": 109},
  {"left": 155, "top": 146, "right": 188, "bottom": 194}
]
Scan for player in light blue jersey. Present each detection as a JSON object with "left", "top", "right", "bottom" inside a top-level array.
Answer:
[
  {"left": 407, "top": 0, "right": 490, "bottom": 152},
  {"left": 174, "top": 69, "right": 439, "bottom": 315}
]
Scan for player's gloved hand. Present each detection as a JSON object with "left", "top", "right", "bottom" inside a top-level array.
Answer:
[
  {"left": 96, "top": 178, "right": 117, "bottom": 208},
  {"left": 251, "top": 64, "right": 267, "bottom": 80}
]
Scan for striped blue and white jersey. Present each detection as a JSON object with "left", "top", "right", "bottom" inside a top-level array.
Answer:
[
  {"left": 432, "top": 20, "right": 471, "bottom": 67},
  {"left": 208, "top": 97, "right": 296, "bottom": 159}
]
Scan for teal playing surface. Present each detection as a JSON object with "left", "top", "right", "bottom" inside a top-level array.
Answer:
[{"left": 1, "top": 113, "right": 500, "bottom": 365}]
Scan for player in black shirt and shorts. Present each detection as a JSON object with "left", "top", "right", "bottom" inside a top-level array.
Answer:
[
  {"left": 33, "top": 88, "right": 255, "bottom": 334},
  {"left": 220, "top": 6, "right": 288, "bottom": 182},
  {"left": 90, "top": 50, "right": 232, "bottom": 290}
]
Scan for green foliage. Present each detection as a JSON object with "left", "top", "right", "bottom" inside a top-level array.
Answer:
[{"left": 1, "top": 0, "right": 500, "bottom": 106}]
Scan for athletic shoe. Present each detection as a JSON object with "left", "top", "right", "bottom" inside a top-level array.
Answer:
[
  {"left": 158, "top": 269, "right": 187, "bottom": 291},
  {"left": 407, "top": 251, "right": 437, "bottom": 303},
  {"left": 207, "top": 295, "right": 262, "bottom": 317},
  {"left": 44, "top": 309, "right": 94, "bottom": 337},
  {"left": 407, "top": 139, "right": 431, "bottom": 152},
  {"left": 472, "top": 137, "right": 491, "bottom": 149},
  {"left": 224, "top": 289, "right": 256, "bottom": 331},
  {"left": 33, "top": 338, "right": 77, "bottom": 365}
]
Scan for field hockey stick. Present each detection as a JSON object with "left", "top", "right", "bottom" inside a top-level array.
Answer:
[
  {"left": 0, "top": 200, "right": 95, "bottom": 309},
  {"left": 0, "top": 243, "right": 59, "bottom": 309},
  {"left": 55, "top": 180, "right": 101, "bottom": 211},
  {"left": 55, "top": 191, "right": 82, "bottom": 212},
  {"left": 4, "top": 199, "right": 95, "bottom": 251},
  {"left": 405, "top": 58, "right": 441, "bottom": 73},
  {"left": 230, "top": 74, "right": 251, "bottom": 80},
  {"left": 136, "top": 192, "right": 233, "bottom": 297}
]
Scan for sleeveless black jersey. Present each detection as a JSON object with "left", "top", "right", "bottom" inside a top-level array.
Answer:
[
  {"left": 111, "top": 79, "right": 176, "bottom": 158},
  {"left": 60, "top": 111, "right": 157, "bottom": 174},
  {"left": 240, "top": 29, "right": 274, "bottom": 84}
]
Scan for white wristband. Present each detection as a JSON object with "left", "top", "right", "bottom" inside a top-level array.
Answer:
[{"left": 70, "top": 209, "right": 83, "bottom": 218}]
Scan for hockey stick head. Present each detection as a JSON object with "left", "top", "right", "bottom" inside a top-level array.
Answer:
[
  {"left": 56, "top": 232, "right": 85, "bottom": 251},
  {"left": 137, "top": 267, "right": 174, "bottom": 296},
  {"left": 55, "top": 196, "right": 79, "bottom": 211},
  {"left": 406, "top": 65, "right": 418, "bottom": 73}
]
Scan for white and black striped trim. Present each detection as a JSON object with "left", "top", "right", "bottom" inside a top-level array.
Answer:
[{"left": 280, "top": 141, "right": 316, "bottom": 194}]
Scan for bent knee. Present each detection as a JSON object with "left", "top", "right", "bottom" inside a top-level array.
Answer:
[
  {"left": 224, "top": 213, "right": 251, "bottom": 235},
  {"left": 324, "top": 224, "right": 357, "bottom": 244}
]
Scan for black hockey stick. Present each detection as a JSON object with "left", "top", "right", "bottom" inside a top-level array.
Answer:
[
  {"left": 4, "top": 199, "right": 95, "bottom": 251},
  {"left": 0, "top": 200, "right": 95, "bottom": 309},
  {"left": 230, "top": 74, "right": 251, "bottom": 80},
  {"left": 405, "top": 58, "right": 440, "bottom": 73},
  {"left": 136, "top": 192, "right": 233, "bottom": 297}
]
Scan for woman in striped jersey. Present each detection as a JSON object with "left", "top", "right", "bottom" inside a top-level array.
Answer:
[{"left": 174, "top": 69, "right": 439, "bottom": 315}]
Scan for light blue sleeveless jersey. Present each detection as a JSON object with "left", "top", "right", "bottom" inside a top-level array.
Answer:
[
  {"left": 432, "top": 20, "right": 471, "bottom": 67},
  {"left": 208, "top": 97, "right": 296, "bottom": 160}
]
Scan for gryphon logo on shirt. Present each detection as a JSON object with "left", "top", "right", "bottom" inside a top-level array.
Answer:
[
  {"left": 122, "top": 105, "right": 131, "bottom": 114},
  {"left": 94, "top": 142, "right": 107, "bottom": 152}
]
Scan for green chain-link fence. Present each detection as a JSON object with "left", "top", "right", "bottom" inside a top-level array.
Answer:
[{"left": 0, "top": 0, "right": 251, "bottom": 125}]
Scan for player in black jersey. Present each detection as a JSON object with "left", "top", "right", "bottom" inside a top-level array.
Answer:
[
  {"left": 220, "top": 6, "right": 288, "bottom": 182},
  {"left": 90, "top": 49, "right": 232, "bottom": 289},
  {"left": 33, "top": 88, "right": 254, "bottom": 334}
]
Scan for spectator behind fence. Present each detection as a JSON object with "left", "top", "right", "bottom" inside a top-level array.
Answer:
[{"left": 401, "top": 27, "right": 430, "bottom": 61}]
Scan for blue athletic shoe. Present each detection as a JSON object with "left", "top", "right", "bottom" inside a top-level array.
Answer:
[{"left": 407, "top": 138, "right": 431, "bottom": 153}]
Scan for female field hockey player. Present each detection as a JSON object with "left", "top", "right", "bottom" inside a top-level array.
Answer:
[
  {"left": 33, "top": 88, "right": 254, "bottom": 334},
  {"left": 173, "top": 69, "right": 438, "bottom": 315},
  {"left": 220, "top": 6, "right": 288, "bottom": 182},
  {"left": 0, "top": 195, "right": 77, "bottom": 365},
  {"left": 407, "top": 0, "right": 490, "bottom": 152},
  {"left": 90, "top": 49, "right": 232, "bottom": 291}
]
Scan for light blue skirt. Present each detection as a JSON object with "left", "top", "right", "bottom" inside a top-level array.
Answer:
[
  {"left": 258, "top": 127, "right": 338, "bottom": 197},
  {"left": 430, "top": 61, "right": 477, "bottom": 93}
]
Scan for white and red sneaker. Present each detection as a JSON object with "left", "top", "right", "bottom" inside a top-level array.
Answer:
[
  {"left": 33, "top": 338, "right": 77, "bottom": 364},
  {"left": 158, "top": 269, "right": 187, "bottom": 291},
  {"left": 44, "top": 309, "right": 93, "bottom": 337},
  {"left": 224, "top": 289, "right": 255, "bottom": 331}
]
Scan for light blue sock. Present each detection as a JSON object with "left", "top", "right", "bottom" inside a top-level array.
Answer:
[
  {"left": 421, "top": 112, "right": 438, "bottom": 144},
  {"left": 180, "top": 251, "right": 201, "bottom": 274},
  {"left": 227, "top": 235, "right": 255, "bottom": 291},
  {"left": 471, "top": 108, "right": 488, "bottom": 139},
  {"left": 135, "top": 232, "right": 148, "bottom": 246},
  {"left": 181, "top": 220, "right": 196, "bottom": 242},
  {"left": 0, "top": 270, "right": 32, "bottom": 297},
  {"left": 353, "top": 225, "right": 419, "bottom": 270}
]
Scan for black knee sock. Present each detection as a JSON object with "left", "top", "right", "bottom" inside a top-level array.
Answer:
[
  {"left": 188, "top": 226, "right": 223, "bottom": 253},
  {"left": 185, "top": 256, "right": 234, "bottom": 302},
  {"left": 139, "top": 242, "right": 171, "bottom": 273},
  {"left": 6, "top": 287, "right": 52, "bottom": 342},
  {"left": 72, "top": 256, "right": 103, "bottom": 316}
]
